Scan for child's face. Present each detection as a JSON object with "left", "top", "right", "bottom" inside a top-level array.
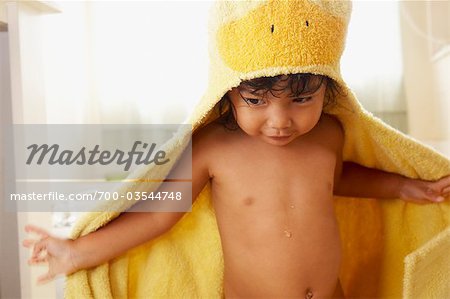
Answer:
[{"left": 228, "top": 80, "right": 326, "bottom": 146}]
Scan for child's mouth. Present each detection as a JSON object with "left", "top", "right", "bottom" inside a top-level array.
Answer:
[{"left": 267, "top": 135, "right": 293, "bottom": 142}]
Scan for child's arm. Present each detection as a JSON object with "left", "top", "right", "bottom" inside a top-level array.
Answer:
[
  {"left": 23, "top": 136, "right": 211, "bottom": 284},
  {"left": 334, "top": 161, "right": 450, "bottom": 203}
]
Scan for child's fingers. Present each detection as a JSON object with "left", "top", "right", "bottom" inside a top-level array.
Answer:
[
  {"left": 434, "top": 175, "right": 450, "bottom": 190},
  {"left": 28, "top": 256, "right": 48, "bottom": 265},
  {"left": 427, "top": 192, "right": 445, "bottom": 202},
  {"left": 25, "top": 224, "right": 50, "bottom": 238},
  {"left": 37, "top": 271, "right": 55, "bottom": 285},
  {"left": 433, "top": 196, "right": 445, "bottom": 203},
  {"left": 31, "top": 239, "right": 48, "bottom": 259},
  {"left": 442, "top": 186, "right": 450, "bottom": 194},
  {"left": 424, "top": 187, "right": 443, "bottom": 202},
  {"left": 22, "top": 239, "right": 38, "bottom": 248}
]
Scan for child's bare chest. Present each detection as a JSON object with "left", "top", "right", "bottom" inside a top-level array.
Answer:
[
  {"left": 211, "top": 136, "right": 337, "bottom": 205},
  {"left": 209, "top": 136, "right": 342, "bottom": 297},
  {"left": 209, "top": 135, "right": 339, "bottom": 243}
]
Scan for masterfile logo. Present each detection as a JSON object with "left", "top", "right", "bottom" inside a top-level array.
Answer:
[
  {"left": 2, "top": 124, "right": 192, "bottom": 213},
  {"left": 26, "top": 141, "right": 170, "bottom": 171}
]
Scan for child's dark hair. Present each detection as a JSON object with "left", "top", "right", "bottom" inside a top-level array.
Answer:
[{"left": 215, "top": 73, "right": 340, "bottom": 130}]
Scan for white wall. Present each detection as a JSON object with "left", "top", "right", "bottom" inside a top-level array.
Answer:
[
  {"left": 400, "top": 1, "right": 450, "bottom": 140},
  {"left": 0, "top": 29, "right": 22, "bottom": 299},
  {"left": 2, "top": 1, "right": 57, "bottom": 298}
]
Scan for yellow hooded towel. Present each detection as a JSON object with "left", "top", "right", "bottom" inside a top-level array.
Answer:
[{"left": 65, "top": 0, "right": 450, "bottom": 298}]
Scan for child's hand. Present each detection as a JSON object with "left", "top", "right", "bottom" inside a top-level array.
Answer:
[
  {"left": 22, "top": 224, "right": 79, "bottom": 284},
  {"left": 399, "top": 175, "right": 450, "bottom": 204}
]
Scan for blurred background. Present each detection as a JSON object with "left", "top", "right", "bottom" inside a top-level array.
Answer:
[{"left": 1, "top": 1, "right": 449, "bottom": 298}]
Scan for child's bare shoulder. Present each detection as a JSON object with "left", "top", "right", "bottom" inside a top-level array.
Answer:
[
  {"left": 316, "top": 114, "right": 344, "bottom": 150},
  {"left": 192, "top": 121, "right": 237, "bottom": 153},
  {"left": 320, "top": 114, "right": 343, "bottom": 133}
]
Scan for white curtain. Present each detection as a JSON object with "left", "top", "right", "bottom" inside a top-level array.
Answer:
[
  {"left": 41, "top": 1, "right": 212, "bottom": 125},
  {"left": 341, "top": 0, "right": 406, "bottom": 132},
  {"left": 41, "top": 1, "right": 405, "bottom": 128}
]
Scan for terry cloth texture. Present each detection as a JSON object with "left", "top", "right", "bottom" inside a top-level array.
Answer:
[
  {"left": 403, "top": 226, "right": 450, "bottom": 299},
  {"left": 65, "top": 0, "right": 450, "bottom": 298}
]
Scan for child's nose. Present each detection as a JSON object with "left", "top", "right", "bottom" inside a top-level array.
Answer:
[{"left": 267, "top": 107, "right": 292, "bottom": 129}]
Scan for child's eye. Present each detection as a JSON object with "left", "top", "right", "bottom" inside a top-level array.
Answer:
[
  {"left": 293, "top": 97, "right": 312, "bottom": 104},
  {"left": 244, "top": 98, "right": 265, "bottom": 106}
]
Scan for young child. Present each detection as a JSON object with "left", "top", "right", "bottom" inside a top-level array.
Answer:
[
  {"left": 23, "top": 1, "right": 450, "bottom": 298},
  {"left": 24, "top": 73, "right": 450, "bottom": 298}
]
